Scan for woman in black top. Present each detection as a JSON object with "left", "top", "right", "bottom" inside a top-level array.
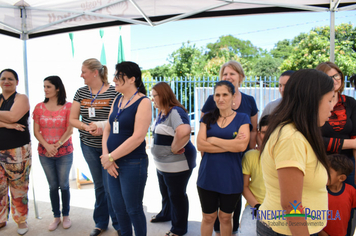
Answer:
[{"left": 0, "top": 69, "right": 31, "bottom": 235}]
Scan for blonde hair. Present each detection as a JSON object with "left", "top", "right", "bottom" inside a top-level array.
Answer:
[
  {"left": 82, "top": 58, "right": 109, "bottom": 85},
  {"left": 219, "top": 60, "right": 245, "bottom": 87}
]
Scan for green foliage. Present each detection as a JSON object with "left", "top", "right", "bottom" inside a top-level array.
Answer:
[
  {"left": 280, "top": 23, "right": 356, "bottom": 76},
  {"left": 146, "top": 64, "right": 173, "bottom": 79},
  {"left": 206, "top": 35, "right": 261, "bottom": 59},
  {"left": 252, "top": 55, "right": 282, "bottom": 78},
  {"left": 169, "top": 43, "right": 206, "bottom": 78},
  {"left": 270, "top": 39, "right": 294, "bottom": 60}
]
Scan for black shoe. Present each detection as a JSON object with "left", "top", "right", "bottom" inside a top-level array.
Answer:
[
  {"left": 90, "top": 228, "right": 104, "bottom": 236},
  {"left": 150, "top": 215, "right": 171, "bottom": 223},
  {"left": 117, "top": 229, "right": 122, "bottom": 236}
]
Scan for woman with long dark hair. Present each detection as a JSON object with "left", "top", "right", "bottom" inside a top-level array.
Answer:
[
  {"left": 197, "top": 80, "right": 251, "bottom": 236},
  {"left": 257, "top": 69, "right": 334, "bottom": 235},
  {"left": 0, "top": 69, "right": 31, "bottom": 235},
  {"left": 101, "top": 61, "right": 151, "bottom": 236},
  {"left": 33, "top": 76, "right": 73, "bottom": 231},
  {"left": 150, "top": 82, "right": 196, "bottom": 236}
]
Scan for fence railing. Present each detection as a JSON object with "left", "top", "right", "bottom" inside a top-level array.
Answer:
[{"left": 143, "top": 76, "right": 355, "bottom": 146}]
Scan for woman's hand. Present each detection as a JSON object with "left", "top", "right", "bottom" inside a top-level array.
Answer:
[
  {"left": 100, "top": 153, "right": 114, "bottom": 169},
  {"left": 235, "top": 132, "right": 246, "bottom": 140},
  {"left": 5, "top": 123, "right": 25, "bottom": 131},
  {"left": 106, "top": 164, "right": 119, "bottom": 178},
  {"left": 88, "top": 122, "right": 103, "bottom": 136},
  {"left": 172, "top": 148, "right": 185, "bottom": 155},
  {"left": 44, "top": 144, "right": 58, "bottom": 157}
]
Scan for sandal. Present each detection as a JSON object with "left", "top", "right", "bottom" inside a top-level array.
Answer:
[
  {"left": 165, "top": 231, "right": 181, "bottom": 236},
  {"left": 150, "top": 215, "right": 170, "bottom": 223}
]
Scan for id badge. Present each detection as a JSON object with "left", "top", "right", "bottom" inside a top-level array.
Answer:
[
  {"left": 113, "top": 121, "right": 119, "bottom": 134},
  {"left": 88, "top": 107, "right": 96, "bottom": 117}
]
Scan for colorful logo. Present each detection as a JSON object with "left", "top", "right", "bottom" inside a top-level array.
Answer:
[
  {"left": 252, "top": 200, "right": 341, "bottom": 221},
  {"left": 233, "top": 131, "right": 238, "bottom": 138}
]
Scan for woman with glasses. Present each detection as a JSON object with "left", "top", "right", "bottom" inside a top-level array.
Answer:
[
  {"left": 316, "top": 62, "right": 356, "bottom": 189},
  {"left": 150, "top": 82, "right": 196, "bottom": 236},
  {"left": 101, "top": 61, "right": 151, "bottom": 236}
]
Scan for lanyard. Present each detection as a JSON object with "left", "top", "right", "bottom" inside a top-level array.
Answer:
[
  {"left": 89, "top": 83, "right": 104, "bottom": 107},
  {"left": 153, "top": 109, "right": 172, "bottom": 132},
  {"left": 115, "top": 90, "right": 139, "bottom": 121}
]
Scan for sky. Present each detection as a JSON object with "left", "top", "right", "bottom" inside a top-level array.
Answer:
[{"left": 130, "top": 10, "right": 356, "bottom": 70}]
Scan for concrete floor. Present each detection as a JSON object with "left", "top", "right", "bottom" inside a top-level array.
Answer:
[{"left": 1, "top": 148, "right": 203, "bottom": 236}]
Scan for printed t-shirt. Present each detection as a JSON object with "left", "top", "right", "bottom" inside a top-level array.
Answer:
[
  {"left": 260, "top": 123, "right": 328, "bottom": 235},
  {"left": 73, "top": 85, "right": 118, "bottom": 148}
]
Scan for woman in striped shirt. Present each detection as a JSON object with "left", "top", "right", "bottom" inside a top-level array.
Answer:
[{"left": 69, "top": 58, "right": 120, "bottom": 236}]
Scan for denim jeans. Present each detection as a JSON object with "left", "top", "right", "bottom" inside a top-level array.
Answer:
[
  {"left": 156, "top": 169, "right": 192, "bottom": 235},
  {"left": 108, "top": 157, "right": 148, "bottom": 236},
  {"left": 239, "top": 204, "right": 257, "bottom": 236},
  {"left": 39, "top": 153, "right": 73, "bottom": 217},
  {"left": 256, "top": 220, "right": 318, "bottom": 236},
  {"left": 80, "top": 142, "right": 119, "bottom": 230}
]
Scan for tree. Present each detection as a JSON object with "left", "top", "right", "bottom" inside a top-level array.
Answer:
[
  {"left": 146, "top": 64, "right": 173, "bottom": 79},
  {"left": 280, "top": 23, "right": 356, "bottom": 76},
  {"left": 270, "top": 39, "right": 294, "bottom": 60},
  {"left": 169, "top": 43, "right": 206, "bottom": 78},
  {"left": 252, "top": 55, "right": 282, "bottom": 78},
  {"left": 206, "top": 35, "right": 261, "bottom": 59}
]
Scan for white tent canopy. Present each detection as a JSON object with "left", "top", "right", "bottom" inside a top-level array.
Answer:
[{"left": 1, "top": 0, "right": 356, "bottom": 39}]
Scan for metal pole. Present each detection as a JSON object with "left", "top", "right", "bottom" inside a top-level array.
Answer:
[
  {"left": 330, "top": 1, "right": 336, "bottom": 62},
  {"left": 21, "top": 6, "right": 41, "bottom": 219}
]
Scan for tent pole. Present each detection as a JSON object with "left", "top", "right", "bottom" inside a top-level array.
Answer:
[
  {"left": 330, "top": 1, "right": 336, "bottom": 62},
  {"left": 21, "top": 5, "right": 41, "bottom": 219}
]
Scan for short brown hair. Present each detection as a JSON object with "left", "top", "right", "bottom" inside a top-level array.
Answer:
[
  {"left": 328, "top": 154, "right": 353, "bottom": 176},
  {"left": 316, "top": 62, "right": 344, "bottom": 93},
  {"left": 152, "top": 82, "right": 187, "bottom": 114}
]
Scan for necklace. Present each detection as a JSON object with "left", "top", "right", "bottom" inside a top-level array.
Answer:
[{"left": 220, "top": 111, "right": 235, "bottom": 127}]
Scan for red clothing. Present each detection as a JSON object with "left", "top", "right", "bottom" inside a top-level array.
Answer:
[
  {"left": 321, "top": 94, "right": 356, "bottom": 157},
  {"left": 324, "top": 183, "right": 356, "bottom": 236},
  {"left": 32, "top": 102, "right": 73, "bottom": 157}
]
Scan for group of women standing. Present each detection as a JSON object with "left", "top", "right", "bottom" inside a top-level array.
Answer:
[{"left": 0, "top": 58, "right": 354, "bottom": 236}]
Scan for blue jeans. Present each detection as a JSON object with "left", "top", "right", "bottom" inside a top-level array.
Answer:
[
  {"left": 80, "top": 142, "right": 119, "bottom": 230},
  {"left": 108, "top": 157, "right": 148, "bottom": 236},
  {"left": 39, "top": 153, "right": 73, "bottom": 217},
  {"left": 156, "top": 169, "right": 192, "bottom": 235}
]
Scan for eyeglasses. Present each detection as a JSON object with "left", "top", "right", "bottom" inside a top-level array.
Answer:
[
  {"left": 114, "top": 73, "right": 126, "bottom": 80},
  {"left": 330, "top": 73, "right": 342, "bottom": 81},
  {"left": 149, "top": 94, "right": 159, "bottom": 100}
]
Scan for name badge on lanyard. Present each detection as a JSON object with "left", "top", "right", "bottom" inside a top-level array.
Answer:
[
  {"left": 88, "top": 107, "right": 96, "bottom": 117},
  {"left": 113, "top": 121, "right": 119, "bottom": 134},
  {"left": 89, "top": 83, "right": 104, "bottom": 118},
  {"left": 113, "top": 90, "right": 139, "bottom": 134}
]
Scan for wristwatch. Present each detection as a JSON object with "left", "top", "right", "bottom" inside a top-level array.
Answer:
[{"left": 108, "top": 153, "right": 114, "bottom": 162}]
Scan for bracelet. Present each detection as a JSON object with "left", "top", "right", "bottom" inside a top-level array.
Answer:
[
  {"left": 108, "top": 153, "right": 114, "bottom": 162},
  {"left": 58, "top": 141, "right": 63, "bottom": 146}
]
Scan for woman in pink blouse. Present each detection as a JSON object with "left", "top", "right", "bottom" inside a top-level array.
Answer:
[{"left": 33, "top": 76, "right": 73, "bottom": 231}]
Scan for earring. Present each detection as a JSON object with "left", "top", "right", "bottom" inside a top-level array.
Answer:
[{"left": 233, "top": 102, "right": 235, "bottom": 106}]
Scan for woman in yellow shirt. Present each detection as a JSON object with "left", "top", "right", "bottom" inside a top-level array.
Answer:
[{"left": 258, "top": 69, "right": 334, "bottom": 236}]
